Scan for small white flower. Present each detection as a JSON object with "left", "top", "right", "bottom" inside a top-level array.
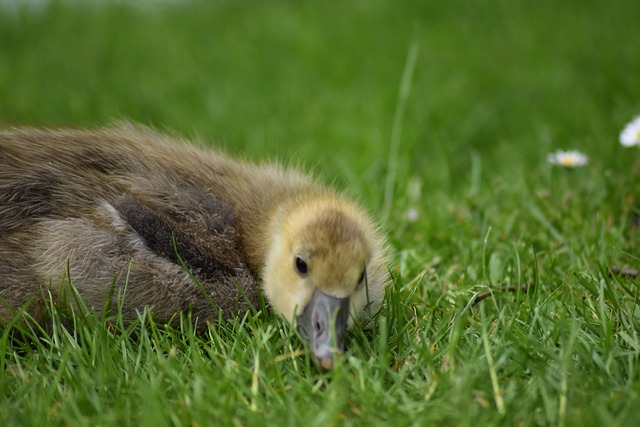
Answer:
[
  {"left": 620, "top": 116, "right": 640, "bottom": 147},
  {"left": 547, "top": 150, "right": 589, "bottom": 167},
  {"left": 406, "top": 207, "right": 419, "bottom": 222}
]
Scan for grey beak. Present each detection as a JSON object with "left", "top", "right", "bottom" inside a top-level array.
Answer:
[{"left": 296, "top": 290, "right": 350, "bottom": 370}]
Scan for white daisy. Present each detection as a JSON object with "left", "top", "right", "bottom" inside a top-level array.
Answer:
[
  {"left": 547, "top": 150, "right": 589, "bottom": 167},
  {"left": 620, "top": 116, "right": 640, "bottom": 147},
  {"left": 406, "top": 207, "right": 419, "bottom": 222}
]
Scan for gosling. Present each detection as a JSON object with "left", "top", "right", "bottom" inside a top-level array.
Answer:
[{"left": 0, "top": 126, "right": 388, "bottom": 369}]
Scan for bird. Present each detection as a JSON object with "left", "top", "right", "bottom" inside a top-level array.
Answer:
[{"left": 0, "top": 125, "right": 388, "bottom": 369}]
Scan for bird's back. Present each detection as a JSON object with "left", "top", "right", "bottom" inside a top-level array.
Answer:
[{"left": 0, "top": 126, "right": 301, "bottom": 324}]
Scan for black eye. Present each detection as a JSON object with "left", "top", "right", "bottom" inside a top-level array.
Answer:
[
  {"left": 295, "top": 256, "right": 308, "bottom": 276},
  {"left": 357, "top": 269, "right": 366, "bottom": 289}
]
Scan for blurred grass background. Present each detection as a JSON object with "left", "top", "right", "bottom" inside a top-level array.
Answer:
[{"left": 1, "top": 0, "right": 639, "bottom": 425}]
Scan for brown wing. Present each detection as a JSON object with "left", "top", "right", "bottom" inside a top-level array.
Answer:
[{"left": 0, "top": 128, "right": 260, "bottom": 328}]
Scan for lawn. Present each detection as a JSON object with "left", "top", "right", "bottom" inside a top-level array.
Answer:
[{"left": 1, "top": 0, "right": 639, "bottom": 425}]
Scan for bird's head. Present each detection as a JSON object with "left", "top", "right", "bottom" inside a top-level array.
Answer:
[{"left": 262, "top": 197, "right": 387, "bottom": 369}]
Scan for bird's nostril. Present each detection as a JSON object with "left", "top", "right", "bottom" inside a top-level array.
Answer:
[{"left": 314, "top": 321, "right": 323, "bottom": 333}]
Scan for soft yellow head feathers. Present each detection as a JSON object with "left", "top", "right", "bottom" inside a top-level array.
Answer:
[{"left": 261, "top": 195, "right": 387, "bottom": 325}]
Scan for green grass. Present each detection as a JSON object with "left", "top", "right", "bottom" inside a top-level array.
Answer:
[{"left": 1, "top": 0, "right": 640, "bottom": 425}]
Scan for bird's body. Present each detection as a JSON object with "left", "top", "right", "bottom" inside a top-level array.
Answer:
[{"left": 0, "top": 126, "right": 387, "bottom": 368}]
